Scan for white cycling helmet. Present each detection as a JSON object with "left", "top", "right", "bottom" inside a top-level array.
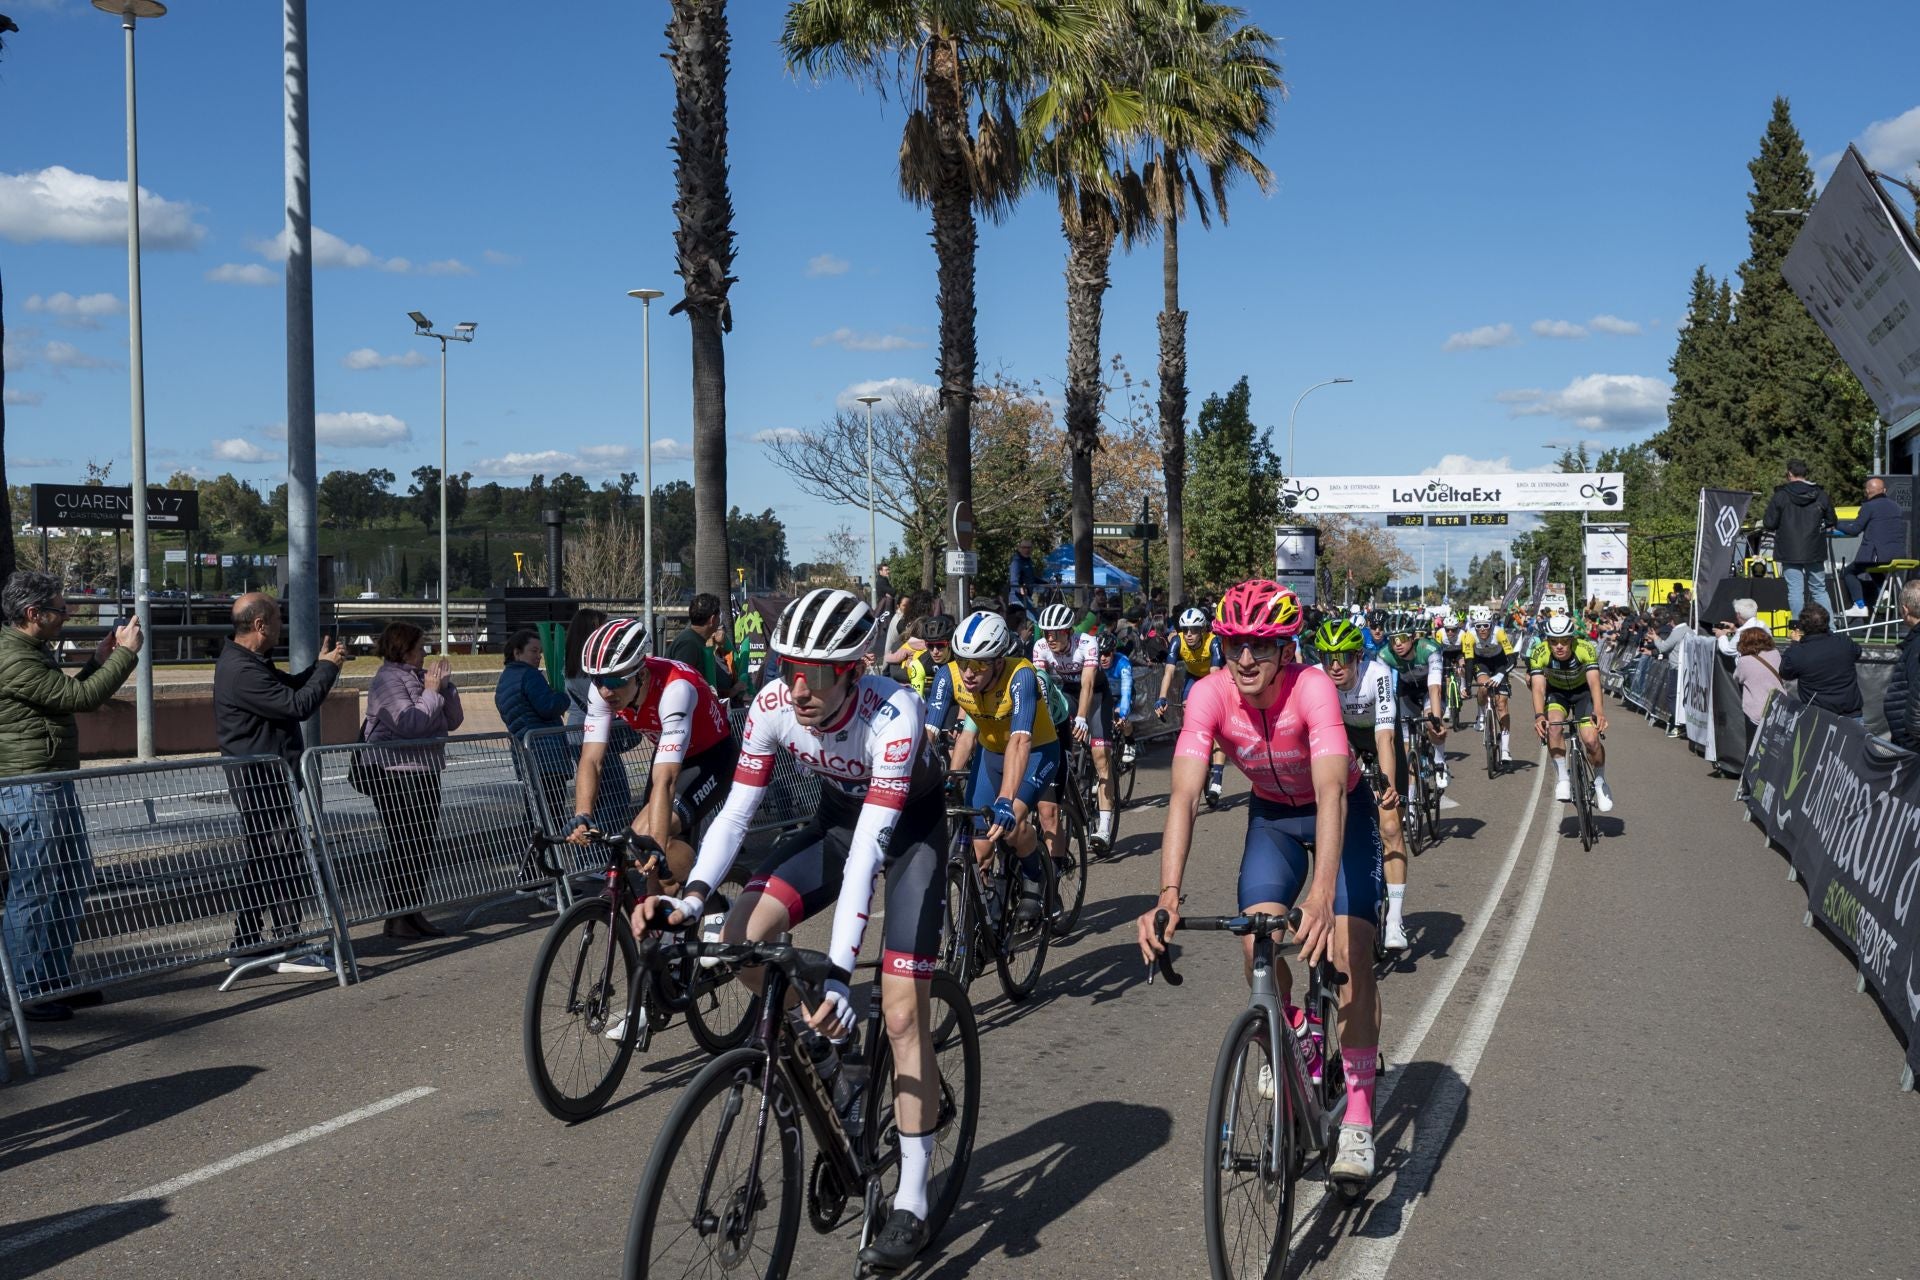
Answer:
[
  {"left": 1177, "top": 606, "right": 1209, "bottom": 630},
  {"left": 1038, "top": 602, "right": 1078, "bottom": 632},
  {"left": 952, "top": 609, "right": 1018, "bottom": 659},
  {"left": 1468, "top": 605, "right": 1492, "bottom": 624},
  {"left": 581, "top": 617, "right": 649, "bottom": 677},
  {"left": 770, "top": 588, "right": 875, "bottom": 662},
  {"left": 1542, "top": 614, "right": 1578, "bottom": 639},
  {"left": 1442, "top": 614, "right": 1460, "bottom": 629}
]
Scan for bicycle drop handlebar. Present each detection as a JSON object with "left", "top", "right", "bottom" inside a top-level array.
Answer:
[{"left": 1146, "top": 907, "right": 1351, "bottom": 990}]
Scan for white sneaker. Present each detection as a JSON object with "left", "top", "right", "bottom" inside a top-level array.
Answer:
[
  {"left": 1257, "top": 1062, "right": 1274, "bottom": 1100},
  {"left": 1593, "top": 776, "right": 1615, "bottom": 813},
  {"left": 1473, "top": 715, "right": 1485, "bottom": 730},
  {"left": 1499, "top": 743, "right": 1512, "bottom": 763},
  {"left": 273, "top": 952, "right": 335, "bottom": 975},
  {"left": 1383, "top": 919, "right": 1409, "bottom": 952},
  {"left": 1330, "top": 1124, "right": 1375, "bottom": 1182},
  {"left": 1434, "top": 764, "right": 1449, "bottom": 791},
  {"left": 1845, "top": 604, "right": 1869, "bottom": 618},
  {"left": 604, "top": 1016, "right": 629, "bottom": 1043},
  {"left": 1554, "top": 775, "right": 1571, "bottom": 802}
]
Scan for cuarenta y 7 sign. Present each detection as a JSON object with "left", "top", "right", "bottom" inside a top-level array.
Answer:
[{"left": 1279, "top": 472, "right": 1623, "bottom": 515}]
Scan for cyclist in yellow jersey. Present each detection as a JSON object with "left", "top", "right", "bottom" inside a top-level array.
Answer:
[
  {"left": 1527, "top": 614, "right": 1612, "bottom": 810},
  {"left": 1156, "top": 605, "right": 1227, "bottom": 806},
  {"left": 1463, "top": 615, "right": 1515, "bottom": 762},
  {"left": 901, "top": 614, "right": 954, "bottom": 700}
]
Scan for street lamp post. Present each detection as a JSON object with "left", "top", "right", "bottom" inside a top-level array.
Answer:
[
  {"left": 1286, "top": 377, "right": 1354, "bottom": 479},
  {"left": 94, "top": 0, "right": 166, "bottom": 760},
  {"left": 409, "top": 312, "right": 475, "bottom": 653},
  {"left": 628, "top": 289, "right": 664, "bottom": 649},
  {"left": 857, "top": 395, "right": 882, "bottom": 608}
]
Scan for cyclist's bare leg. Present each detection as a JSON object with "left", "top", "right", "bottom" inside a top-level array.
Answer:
[
  {"left": 879, "top": 972, "right": 938, "bottom": 1134},
  {"left": 1545, "top": 707, "right": 1570, "bottom": 762},
  {"left": 1092, "top": 743, "right": 1114, "bottom": 813},
  {"left": 724, "top": 888, "right": 793, "bottom": 1000},
  {"left": 1579, "top": 720, "right": 1605, "bottom": 767}
]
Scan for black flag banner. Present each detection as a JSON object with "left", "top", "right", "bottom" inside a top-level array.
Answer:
[
  {"left": 1499, "top": 568, "right": 1526, "bottom": 616},
  {"left": 1743, "top": 694, "right": 1920, "bottom": 1075},
  {"left": 1525, "top": 555, "right": 1550, "bottom": 613},
  {"left": 1692, "top": 488, "right": 1752, "bottom": 629}
]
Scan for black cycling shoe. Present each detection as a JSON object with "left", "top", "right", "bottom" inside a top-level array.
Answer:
[
  {"left": 857, "top": 1208, "right": 928, "bottom": 1272},
  {"left": 1014, "top": 886, "right": 1045, "bottom": 926}
]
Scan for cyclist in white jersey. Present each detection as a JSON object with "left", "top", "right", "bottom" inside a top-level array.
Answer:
[
  {"left": 1312, "top": 617, "right": 1413, "bottom": 952},
  {"left": 1032, "top": 603, "right": 1114, "bottom": 846},
  {"left": 636, "top": 589, "right": 948, "bottom": 1272}
]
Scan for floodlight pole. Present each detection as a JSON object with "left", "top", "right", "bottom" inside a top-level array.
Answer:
[
  {"left": 1286, "top": 377, "right": 1353, "bottom": 480},
  {"left": 629, "top": 289, "right": 665, "bottom": 650},
  {"left": 858, "top": 395, "right": 882, "bottom": 608},
  {"left": 409, "top": 314, "right": 474, "bottom": 654}
]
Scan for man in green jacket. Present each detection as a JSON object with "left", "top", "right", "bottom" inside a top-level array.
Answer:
[{"left": 0, "top": 570, "right": 142, "bottom": 1021}]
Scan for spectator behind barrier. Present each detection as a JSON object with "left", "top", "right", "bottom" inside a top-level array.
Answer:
[
  {"left": 496, "top": 627, "right": 569, "bottom": 873},
  {"left": 0, "top": 570, "right": 141, "bottom": 1021},
  {"left": 1778, "top": 604, "right": 1862, "bottom": 720},
  {"left": 666, "top": 593, "right": 735, "bottom": 699},
  {"left": 213, "top": 593, "right": 349, "bottom": 969},
  {"left": 1762, "top": 458, "right": 1840, "bottom": 619},
  {"left": 1884, "top": 581, "right": 1920, "bottom": 752},
  {"left": 1833, "top": 477, "right": 1911, "bottom": 617},
  {"left": 363, "top": 621, "right": 465, "bottom": 940},
  {"left": 1730, "top": 625, "right": 1783, "bottom": 748},
  {"left": 562, "top": 607, "right": 609, "bottom": 727},
  {"left": 1713, "top": 597, "right": 1770, "bottom": 657}
]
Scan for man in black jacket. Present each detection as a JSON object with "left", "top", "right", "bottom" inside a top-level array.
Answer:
[
  {"left": 1834, "top": 477, "right": 1911, "bottom": 617},
  {"left": 213, "top": 593, "right": 349, "bottom": 966},
  {"left": 1762, "top": 458, "right": 1839, "bottom": 619},
  {"left": 1885, "top": 582, "right": 1920, "bottom": 751},
  {"left": 1778, "top": 603, "right": 1862, "bottom": 718}
]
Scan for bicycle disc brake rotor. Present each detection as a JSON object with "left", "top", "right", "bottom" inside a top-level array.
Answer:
[{"left": 715, "top": 1178, "right": 765, "bottom": 1269}]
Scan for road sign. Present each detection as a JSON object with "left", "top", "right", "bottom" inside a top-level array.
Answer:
[
  {"left": 512, "top": 551, "right": 526, "bottom": 573},
  {"left": 944, "top": 550, "right": 978, "bottom": 577},
  {"left": 663, "top": 561, "right": 682, "bottom": 575},
  {"left": 952, "top": 501, "right": 975, "bottom": 552},
  {"left": 1093, "top": 522, "right": 1160, "bottom": 539},
  {"left": 31, "top": 483, "right": 200, "bottom": 531},
  {"left": 1386, "top": 514, "right": 1425, "bottom": 527}
]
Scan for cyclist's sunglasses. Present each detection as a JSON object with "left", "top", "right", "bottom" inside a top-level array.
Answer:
[
  {"left": 1222, "top": 638, "right": 1282, "bottom": 664},
  {"left": 956, "top": 657, "right": 999, "bottom": 675},
  {"left": 590, "top": 673, "right": 630, "bottom": 690},
  {"left": 786, "top": 658, "right": 859, "bottom": 687},
  {"left": 1321, "top": 649, "right": 1362, "bottom": 665}
]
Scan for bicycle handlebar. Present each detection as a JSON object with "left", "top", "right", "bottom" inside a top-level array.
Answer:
[
  {"left": 1147, "top": 907, "right": 1350, "bottom": 989},
  {"left": 687, "top": 936, "right": 834, "bottom": 1008}
]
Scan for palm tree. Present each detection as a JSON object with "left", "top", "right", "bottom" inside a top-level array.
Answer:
[
  {"left": 783, "top": 1, "right": 1097, "bottom": 608},
  {"left": 667, "top": 0, "right": 739, "bottom": 615},
  {"left": 1135, "top": 2, "right": 1280, "bottom": 602}
]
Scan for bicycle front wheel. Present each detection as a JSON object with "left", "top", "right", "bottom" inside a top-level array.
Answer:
[
  {"left": 1573, "top": 751, "right": 1595, "bottom": 851},
  {"left": 864, "top": 974, "right": 982, "bottom": 1248},
  {"left": 523, "top": 897, "right": 639, "bottom": 1122},
  {"left": 1203, "top": 1006, "right": 1293, "bottom": 1280},
  {"left": 1050, "top": 802, "right": 1090, "bottom": 935},
  {"left": 994, "top": 851, "right": 1051, "bottom": 1003},
  {"left": 625, "top": 1047, "right": 802, "bottom": 1280},
  {"left": 1484, "top": 715, "right": 1499, "bottom": 779},
  {"left": 686, "top": 961, "right": 761, "bottom": 1056}
]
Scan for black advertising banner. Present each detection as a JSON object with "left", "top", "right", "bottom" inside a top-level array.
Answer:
[
  {"left": 1743, "top": 695, "right": 1920, "bottom": 1073},
  {"left": 30, "top": 484, "right": 201, "bottom": 531},
  {"left": 1499, "top": 569, "right": 1526, "bottom": 616},
  {"left": 1691, "top": 488, "right": 1751, "bottom": 629},
  {"left": 1526, "top": 555, "right": 1550, "bottom": 613}
]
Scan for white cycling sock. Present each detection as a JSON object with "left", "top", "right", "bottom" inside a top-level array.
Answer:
[
  {"left": 1386, "top": 882, "right": 1405, "bottom": 927},
  {"left": 1593, "top": 764, "right": 1607, "bottom": 784},
  {"left": 893, "top": 1128, "right": 936, "bottom": 1219},
  {"left": 1432, "top": 744, "right": 1446, "bottom": 767},
  {"left": 1096, "top": 810, "right": 1114, "bottom": 839},
  {"left": 1554, "top": 757, "right": 1568, "bottom": 782},
  {"left": 1499, "top": 730, "right": 1510, "bottom": 752}
]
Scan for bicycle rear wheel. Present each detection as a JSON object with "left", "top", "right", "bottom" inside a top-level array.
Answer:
[
  {"left": 624, "top": 1047, "right": 801, "bottom": 1280},
  {"left": 1050, "top": 802, "right": 1090, "bottom": 935},
  {"left": 939, "top": 858, "right": 983, "bottom": 989},
  {"left": 1119, "top": 743, "right": 1138, "bottom": 806},
  {"left": 1203, "top": 1006, "right": 1292, "bottom": 1280},
  {"left": 523, "top": 897, "right": 640, "bottom": 1122},
  {"left": 863, "top": 974, "right": 981, "bottom": 1248},
  {"left": 994, "top": 848, "right": 1051, "bottom": 1003},
  {"left": 1483, "top": 710, "right": 1499, "bottom": 778},
  {"left": 1573, "top": 748, "right": 1595, "bottom": 851},
  {"left": 686, "top": 962, "right": 761, "bottom": 1056}
]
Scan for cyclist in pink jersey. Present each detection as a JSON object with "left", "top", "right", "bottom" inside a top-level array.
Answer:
[{"left": 1137, "top": 581, "right": 1385, "bottom": 1187}]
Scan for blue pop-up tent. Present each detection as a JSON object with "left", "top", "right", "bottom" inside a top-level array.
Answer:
[{"left": 1043, "top": 545, "right": 1142, "bottom": 591}]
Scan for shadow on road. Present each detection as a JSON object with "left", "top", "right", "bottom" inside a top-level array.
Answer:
[
  {"left": 0, "top": 1198, "right": 171, "bottom": 1274},
  {"left": 921, "top": 1100, "right": 1172, "bottom": 1277},
  {"left": 1440, "top": 816, "right": 1486, "bottom": 843},
  {"left": 0, "top": 1065, "right": 263, "bottom": 1176},
  {"left": 1375, "top": 911, "right": 1464, "bottom": 975},
  {"left": 973, "top": 936, "right": 1154, "bottom": 1034}
]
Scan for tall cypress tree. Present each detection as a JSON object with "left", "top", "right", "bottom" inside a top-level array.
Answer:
[{"left": 1184, "top": 377, "right": 1281, "bottom": 593}]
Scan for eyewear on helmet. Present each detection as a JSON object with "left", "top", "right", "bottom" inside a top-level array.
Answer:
[
  {"left": 1321, "top": 648, "right": 1361, "bottom": 666},
  {"left": 786, "top": 658, "right": 860, "bottom": 687}
]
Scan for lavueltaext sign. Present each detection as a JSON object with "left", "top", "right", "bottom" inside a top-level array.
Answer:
[
  {"left": 1280, "top": 472, "right": 1624, "bottom": 515},
  {"left": 30, "top": 483, "right": 200, "bottom": 532}
]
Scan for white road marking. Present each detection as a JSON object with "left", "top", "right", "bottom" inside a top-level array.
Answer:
[
  {"left": 1333, "top": 765, "right": 1564, "bottom": 1279},
  {"left": 0, "top": 1086, "right": 437, "bottom": 1259}
]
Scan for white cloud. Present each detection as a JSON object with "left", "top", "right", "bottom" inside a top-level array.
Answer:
[
  {"left": 752, "top": 427, "right": 808, "bottom": 446},
  {"left": 7, "top": 456, "right": 67, "bottom": 469},
  {"left": 315, "top": 411, "right": 411, "bottom": 448},
  {"left": 813, "top": 327, "right": 925, "bottom": 352},
  {"left": 342, "top": 347, "right": 430, "bottom": 371},
  {"left": 1441, "top": 323, "right": 1518, "bottom": 352},
  {"left": 806, "top": 253, "right": 851, "bottom": 277},
  {"left": 836, "top": 377, "right": 936, "bottom": 412},
  {"left": 470, "top": 450, "right": 582, "bottom": 477},
  {"left": 1819, "top": 105, "right": 1920, "bottom": 179},
  {"left": 1589, "top": 314, "right": 1641, "bottom": 336},
  {"left": 210, "top": 437, "right": 276, "bottom": 463},
  {"left": 469, "top": 443, "right": 644, "bottom": 477},
  {"left": 252, "top": 226, "right": 465, "bottom": 274},
  {"left": 578, "top": 444, "right": 636, "bottom": 465},
  {"left": 43, "top": 340, "right": 116, "bottom": 370},
  {"left": 482, "top": 249, "right": 520, "bottom": 267},
  {"left": 1500, "top": 373, "right": 1672, "bottom": 431},
  {"left": 0, "top": 166, "right": 204, "bottom": 249},
  {"left": 421, "top": 258, "right": 474, "bottom": 277},
  {"left": 1420, "top": 453, "right": 1560, "bottom": 476},
  {"left": 2, "top": 329, "right": 36, "bottom": 372},
  {"left": 24, "top": 292, "right": 124, "bottom": 329},
  {"left": 206, "top": 262, "right": 278, "bottom": 287},
  {"left": 1492, "top": 387, "right": 1542, "bottom": 404},
  {"left": 1530, "top": 319, "right": 1587, "bottom": 340},
  {"left": 652, "top": 438, "right": 694, "bottom": 461},
  {"left": 4, "top": 388, "right": 44, "bottom": 407}
]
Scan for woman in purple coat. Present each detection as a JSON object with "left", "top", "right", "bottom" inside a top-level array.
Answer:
[{"left": 364, "top": 622, "right": 465, "bottom": 938}]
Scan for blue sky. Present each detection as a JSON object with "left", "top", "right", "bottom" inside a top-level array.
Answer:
[{"left": 4, "top": 0, "right": 1918, "bottom": 578}]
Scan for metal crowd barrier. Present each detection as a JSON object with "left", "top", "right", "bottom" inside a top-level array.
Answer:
[
  {"left": 300, "top": 733, "right": 542, "bottom": 954},
  {"left": 0, "top": 755, "right": 346, "bottom": 1077}
]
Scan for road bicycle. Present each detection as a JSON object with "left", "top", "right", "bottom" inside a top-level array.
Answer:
[
  {"left": 1112, "top": 723, "right": 1140, "bottom": 808},
  {"left": 1442, "top": 657, "right": 1468, "bottom": 729},
  {"left": 624, "top": 937, "right": 981, "bottom": 1279},
  {"left": 1148, "top": 906, "right": 1360, "bottom": 1280},
  {"left": 521, "top": 830, "right": 759, "bottom": 1122},
  {"left": 1396, "top": 713, "right": 1443, "bottom": 854},
  {"left": 940, "top": 800, "right": 1057, "bottom": 1003},
  {"left": 1565, "top": 724, "right": 1604, "bottom": 851},
  {"left": 1476, "top": 667, "right": 1512, "bottom": 780}
]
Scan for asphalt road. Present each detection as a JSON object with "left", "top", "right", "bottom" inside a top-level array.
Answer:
[{"left": 4, "top": 702, "right": 1917, "bottom": 1279}]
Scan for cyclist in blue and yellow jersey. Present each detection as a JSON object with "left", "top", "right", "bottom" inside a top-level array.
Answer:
[
  {"left": 1527, "top": 614, "right": 1612, "bottom": 810},
  {"left": 1156, "top": 605, "right": 1227, "bottom": 806},
  {"left": 925, "top": 610, "right": 1060, "bottom": 927}
]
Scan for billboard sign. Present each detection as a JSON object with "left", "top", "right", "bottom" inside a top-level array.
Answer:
[
  {"left": 1583, "top": 523, "right": 1632, "bottom": 607},
  {"left": 30, "top": 484, "right": 201, "bottom": 531},
  {"left": 1273, "top": 525, "right": 1319, "bottom": 605},
  {"left": 1279, "top": 472, "right": 1622, "bottom": 514}
]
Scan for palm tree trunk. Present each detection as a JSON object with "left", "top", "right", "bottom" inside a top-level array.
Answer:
[
  {"left": 928, "top": 32, "right": 975, "bottom": 615},
  {"left": 667, "top": 0, "right": 738, "bottom": 619},
  {"left": 1064, "top": 196, "right": 1115, "bottom": 601},
  {"left": 0, "top": 266, "right": 14, "bottom": 583},
  {"left": 1156, "top": 204, "right": 1188, "bottom": 604}
]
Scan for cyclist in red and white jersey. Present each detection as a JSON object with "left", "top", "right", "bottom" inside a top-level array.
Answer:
[
  {"left": 566, "top": 618, "right": 737, "bottom": 893},
  {"left": 1137, "top": 580, "right": 1386, "bottom": 1189},
  {"left": 640, "top": 588, "right": 949, "bottom": 1272},
  {"left": 1033, "top": 601, "right": 1119, "bottom": 847}
]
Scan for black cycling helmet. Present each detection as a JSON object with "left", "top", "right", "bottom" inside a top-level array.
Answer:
[
  {"left": 1097, "top": 630, "right": 1117, "bottom": 656},
  {"left": 918, "top": 614, "right": 956, "bottom": 645}
]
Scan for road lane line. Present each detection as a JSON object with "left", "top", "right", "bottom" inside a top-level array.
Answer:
[
  {"left": 1291, "top": 747, "right": 1547, "bottom": 1226},
  {"left": 1333, "top": 766, "right": 1564, "bottom": 1280},
  {"left": 0, "top": 1086, "right": 437, "bottom": 1260}
]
